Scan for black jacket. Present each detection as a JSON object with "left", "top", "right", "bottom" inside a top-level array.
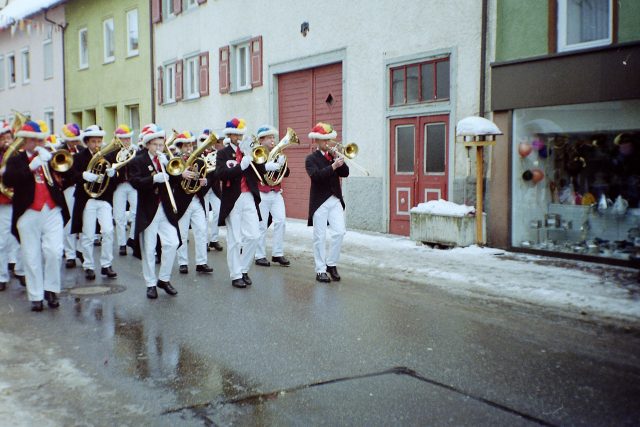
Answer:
[
  {"left": 128, "top": 151, "right": 180, "bottom": 259},
  {"left": 3, "top": 151, "right": 70, "bottom": 241},
  {"left": 305, "top": 150, "right": 349, "bottom": 226},
  {"left": 214, "top": 144, "right": 262, "bottom": 226},
  {"left": 174, "top": 169, "right": 214, "bottom": 218}
]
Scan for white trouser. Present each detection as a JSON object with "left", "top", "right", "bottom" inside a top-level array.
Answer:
[
  {"left": 141, "top": 205, "right": 179, "bottom": 288},
  {"left": 17, "top": 205, "right": 63, "bottom": 301},
  {"left": 177, "top": 196, "right": 207, "bottom": 266},
  {"left": 113, "top": 182, "right": 137, "bottom": 246},
  {"left": 8, "top": 234, "right": 23, "bottom": 275},
  {"left": 312, "top": 196, "right": 346, "bottom": 273},
  {"left": 81, "top": 199, "right": 114, "bottom": 270},
  {"left": 225, "top": 192, "right": 260, "bottom": 280},
  {"left": 205, "top": 189, "right": 220, "bottom": 243},
  {"left": 63, "top": 186, "right": 77, "bottom": 260},
  {"left": 255, "top": 190, "right": 286, "bottom": 259},
  {"left": 0, "top": 205, "right": 13, "bottom": 282}
]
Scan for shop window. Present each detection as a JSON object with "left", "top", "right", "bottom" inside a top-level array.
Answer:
[
  {"left": 390, "top": 57, "right": 449, "bottom": 106},
  {"left": 511, "top": 100, "right": 640, "bottom": 261},
  {"left": 558, "top": 0, "right": 612, "bottom": 52}
]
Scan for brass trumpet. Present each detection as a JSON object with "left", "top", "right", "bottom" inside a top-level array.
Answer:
[
  {"left": 329, "top": 141, "right": 369, "bottom": 176},
  {"left": 164, "top": 129, "right": 186, "bottom": 176}
]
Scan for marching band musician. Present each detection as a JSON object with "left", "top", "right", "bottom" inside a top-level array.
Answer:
[
  {"left": 305, "top": 123, "right": 349, "bottom": 283},
  {"left": 111, "top": 124, "right": 138, "bottom": 256},
  {"left": 200, "top": 130, "right": 223, "bottom": 253},
  {"left": 129, "top": 124, "right": 179, "bottom": 299},
  {"left": 0, "top": 121, "right": 17, "bottom": 291},
  {"left": 253, "top": 125, "right": 291, "bottom": 268},
  {"left": 3, "top": 120, "right": 70, "bottom": 311},
  {"left": 59, "top": 123, "right": 84, "bottom": 269},
  {"left": 174, "top": 131, "right": 214, "bottom": 275},
  {"left": 214, "top": 118, "right": 261, "bottom": 289},
  {"left": 71, "top": 125, "right": 118, "bottom": 281}
]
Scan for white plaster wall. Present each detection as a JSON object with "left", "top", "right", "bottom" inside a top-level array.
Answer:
[{"left": 0, "top": 6, "right": 65, "bottom": 129}]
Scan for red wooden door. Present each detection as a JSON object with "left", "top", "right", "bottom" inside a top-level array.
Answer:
[
  {"left": 277, "top": 62, "right": 342, "bottom": 219},
  {"left": 389, "top": 115, "right": 448, "bottom": 235}
]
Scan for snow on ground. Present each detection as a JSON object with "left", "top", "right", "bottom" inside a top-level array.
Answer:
[{"left": 259, "top": 219, "right": 640, "bottom": 323}]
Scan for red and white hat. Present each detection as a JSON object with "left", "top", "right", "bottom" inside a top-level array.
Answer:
[
  {"left": 139, "top": 123, "right": 165, "bottom": 144},
  {"left": 114, "top": 124, "right": 133, "bottom": 139},
  {"left": 308, "top": 122, "right": 336, "bottom": 140},
  {"left": 0, "top": 121, "right": 11, "bottom": 136},
  {"left": 16, "top": 120, "right": 49, "bottom": 139},
  {"left": 174, "top": 131, "right": 195, "bottom": 145}
]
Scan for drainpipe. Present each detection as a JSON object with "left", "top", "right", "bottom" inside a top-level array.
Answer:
[
  {"left": 44, "top": 8, "right": 67, "bottom": 121},
  {"left": 479, "top": 0, "right": 488, "bottom": 117},
  {"left": 149, "top": 0, "right": 155, "bottom": 122}
]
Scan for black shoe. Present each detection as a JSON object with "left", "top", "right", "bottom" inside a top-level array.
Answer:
[
  {"left": 179, "top": 265, "right": 188, "bottom": 274},
  {"left": 76, "top": 251, "right": 84, "bottom": 263},
  {"left": 242, "top": 273, "right": 252, "bottom": 286},
  {"left": 101, "top": 266, "right": 117, "bottom": 278},
  {"left": 8, "top": 262, "right": 15, "bottom": 272},
  {"left": 0, "top": 282, "right": 6, "bottom": 291},
  {"left": 15, "top": 274, "right": 26, "bottom": 287},
  {"left": 119, "top": 245, "right": 127, "bottom": 256},
  {"left": 327, "top": 266, "right": 341, "bottom": 281},
  {"left": 31, "top": 300, "right": 44, "bottom": 312},
  {"left": 146, "top": 286, "right": 158, "bottom": 299},
  {"left": 94, "top": 238, "right": 101, "bottom": 247},
  {"left": 157, "top": 280, "right": 177, "bottom": 296},
  {"left": 65, "top": 259, "right": 76, "bottom": 269},
  {"left": 85, "top": 269, "right": 96, "bottom": 280},
  {"left": 316, "top": 272, "right": 331, "bottom": 283},
  {"left": 272, "top": 256, "right": 291, "bottom": 266},
  {"left": 127, "top": 238, "right": 135, "bottom": 249},
  {"left": 231, "top": 278, "right": 247, "bottom": 288},
  {"left": 209, "top": 241, "right": 223, "bottom": 251},
  {"left": 255, "top": 257, "right": 270, "bottom": 267},
  {"left": 196, "top": 264, "right": 213, "bottom": 273},
  {"left": 44, "top": 291, "right": 59, "bottom": 309}
]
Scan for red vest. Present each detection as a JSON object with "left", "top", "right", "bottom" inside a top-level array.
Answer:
[
  {"left": 28, "top": 154, "right": 55, "bottom": 211},
  {"left": 235, "top": 148, "right": 250, "bottom": 193}
]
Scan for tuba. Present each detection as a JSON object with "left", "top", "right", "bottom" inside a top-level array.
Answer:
[
  {"left": 263, "top": 128, "right": 299, "bottom": 186},
  {"left": 181, "top": 132, "right": 218, "bottom": 194},
  {"left": 83, "top": 136, "right": 124, "bottom": 198},
  {"left": 0, "top": 111, "right": 29, "bottom": 198}
]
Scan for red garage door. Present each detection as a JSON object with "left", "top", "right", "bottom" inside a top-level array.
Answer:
[{"left": 278, "top": 62, "right": 342, "bottom": 219}]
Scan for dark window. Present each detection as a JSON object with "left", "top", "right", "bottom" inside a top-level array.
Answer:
[{"left": 390, "top": 57, "right": 450, "bottom": 106}]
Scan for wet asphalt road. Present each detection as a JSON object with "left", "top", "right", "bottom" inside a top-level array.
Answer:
[{"left": 0, "top": 240, "right": 639, "bottom": 426}]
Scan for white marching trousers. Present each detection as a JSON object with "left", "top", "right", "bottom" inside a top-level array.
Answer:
[
  {"left": 140, "top": 205, "right": 179, "bottom": 288},
  {"left": 255, "top": 190, "right": 286, "bottom": 259},
  {"left": 225, "top": 192, "right": 260, "bottom": 280},
  {"left": 0, "top": 205, "right": 14, "bottom": 282},
  {"left": 312, "top": 196, "right": 346, "bottom": 274},
  {"left": 205, "top": 189, "right": 220, "bottom": 243},
  {"left": 63, "top": 186, "right": 78, "bottom": 260},
  {"left": 8, "top": 233, "right": 23, "bottom": 275},
  {"left": 17, "top": 205, "right": 63, "bottom": 301},
  {"left": 177, "top": 197, "right": 208, "bottom": 266},
  {"left": 113, "top": 182, "right": 137, "bottom": 246},
  {"left": 81, "top": 199, "right": 114, "bottom": 270}
]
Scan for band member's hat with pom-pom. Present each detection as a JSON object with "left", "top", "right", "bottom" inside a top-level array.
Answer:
[
  {"left": 174, "top": 131, "right": 195, "bottom": 145},
  {"left": 83, "top": 125, "right": 105, "bottom": 138},
  {"left": 16, "top": 120, "right": 49, "bottom": 139},
  {"left": 45, "top": 134, "right": 61, "bottom": 150},
  {"left": 223, "top": 118, "right": 246, "bottom": 136},
  {"left": 114, "top": 124, "right": 133, "bottom": 139},
  {"left": 308, "top": 122, "right": 336, "bottom": 140},
  {"left": 0, "top": 121, "right": 11, "bottom": 136},
  {"left": 256, "top": 125, "right": 278, "bottom": 139},
  {"left": 139, "top": 123, "right": 166, "bottom": 144},
  {"left": 198, "top": 128, "right": 211, "bottom": 143},
  {"left": 60, "top": 123, "right": 82, "bottom": 142}
]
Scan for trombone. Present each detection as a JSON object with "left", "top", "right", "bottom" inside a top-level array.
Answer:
[{"left": 328, "top": 141, "right": 370, "bottom": 176}]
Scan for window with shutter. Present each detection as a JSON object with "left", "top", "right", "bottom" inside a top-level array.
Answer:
[
  {"left": 219, "top": 46, "right": 230, "bottom": 94},
  {"left": 175, "top": 59, "right": 183, "bottom": 101},
  {"left": 250, "top": 36, "right": 262, "bottom": 88},
  {"left": 152, "top": 0, "right": 162, "bottom": 23},
  {"left": 199, "top": 51, "right": 209, "bottom": 97},
  {"left": 157, "top": 66, "right": 163, "bottom": 104}
]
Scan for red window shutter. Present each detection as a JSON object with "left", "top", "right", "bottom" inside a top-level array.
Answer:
[
  {"left": 173, "top": 0, "right": 182, "bottom": 15},
  {"left": 157, "top": 66, "right": 164, "bottom": 105},
  {"left": 219, "top": 46, "right": 230, "bottom": 94},
  {"left": 197, "top": 0, "right": 207, "bottom": 3},
  {"left": 175, "top": 60, "right": 183, "bottom": 101},
  {"left": 199, "top": 51, "right": 210, "bottom": 97},
  {"left": 250, "top": 36, "right": 263, "bottom": 88},
  {"left": 151, "top": 0, "right": 162, "bottom": 23}
]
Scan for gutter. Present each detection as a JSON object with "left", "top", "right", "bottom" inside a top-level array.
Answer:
[
  {"left": 43, "top": 7, "right": 67, "bottom": 122},
  {"left": 149, "top": 0, "right": 155, "bottom": 122},
  {"left": 479, "top": 0, "right": 488, "bottom": 117}
]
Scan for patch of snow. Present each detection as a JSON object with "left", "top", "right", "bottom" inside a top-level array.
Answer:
[
  {"left": 409, "top": 199, "right": 475, "bottom": 217},
  {"left": 456, "top": 116, "right": 502, "bottom": 136},
  {"left": 0, "top": 0, "right": 61, "bottom": 27}
]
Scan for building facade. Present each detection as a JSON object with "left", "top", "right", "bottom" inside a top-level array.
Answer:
[
  {"left": 153, "top": 0, "right": 490, "bottom": 233},
  {"left": 489, "top": 0, "right": 640, "bottom": 264},
  {"left": 0, "top": 3, "right": 65, "bottom": 130},
  {"left": 64, "top": 0, "right": 151, "bottom": 138}
]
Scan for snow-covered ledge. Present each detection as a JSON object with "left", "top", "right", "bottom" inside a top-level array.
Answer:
[{"left": 409, "top": 200, "right": 485, "bottom": 247}]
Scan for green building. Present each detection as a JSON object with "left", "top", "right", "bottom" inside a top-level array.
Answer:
[{"left": 64, "top": 0, "right": 151, "bottom": 139}]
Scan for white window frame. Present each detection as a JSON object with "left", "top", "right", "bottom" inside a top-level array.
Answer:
[
  {"left": 78, "top": 28, "right": 88, "bottom": 69},
  {"left": 0, "top": 55, "right": 5, "bottom": 91},
  {"left": 43, "top": 108, "right": 54, "bottom": 135},
  {"left": 164, "top": 63, "right": 176, "bottom": 104},
  {"left": 7, "top": 53, "right": 15, "bottom": 86},
  {"left": 103, "top": 18, "right": 115, "bottom": 63},
  {"left": 184, "top": 55, "right": 200, "bottom": 100},
  {"left": 186, "top": 0, "right": 198, "bottom": 9},
  {"left": 20, "top": 48, "right": 30, "bottom": 84},
  {"left": 43, "top": 37, "right": 53, "bottom": 80},
  {"left": 126, "top": 9, "right": 139, "bottom": 57},
  {"left": 233, "top": 42, "right": 251, "bottom": 91},
  {"left": 164, "top": 0, "right": 176, "bottom": 19},
  {"left": 558, "top": 0, "right": 612, "bottom": 52},
  {"left": 127, "top": 104, "right": 140, "bottom": 138}
]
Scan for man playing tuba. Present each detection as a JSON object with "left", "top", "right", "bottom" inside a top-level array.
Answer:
[
  {"left": 253, "top": 125, "right": 291, "bottom": 268},
  {"left": 111, "top": 125, "right": 138, "bottom": 256}
]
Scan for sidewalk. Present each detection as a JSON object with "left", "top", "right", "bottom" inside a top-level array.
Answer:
[{"left": 268, "top": 219, "right": 640, "bottom": 324}]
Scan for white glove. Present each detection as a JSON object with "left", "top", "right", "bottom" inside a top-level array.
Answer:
[
  {"left": 106, "top": 167, "right": 116, "bottom": 177},
  {"left": 157, "top": 153, "right": 168, "bottom": 166},
  {"left": 240, "top": 155, "right": 252, "bottom": 171},
  {"left": 277, "top": 155, "right": 286, "bottom": 166},
  {"left": 239, "top": 138, "right": 253, "bottom": 156},
  {"left": 35, "top": 146, "right": 52, "bottom": 162},
  {"left": 83, "top": 171, "right": 99, "bottom": 182},
  {"left": 29, "top": 156, "right": 44, "bottom": 171},
  {"left": 153, "top": 172, "right": 169, "bottom": 183},
  {"left": 265, "top": 161, "right": 281, "bottom": 172}
]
